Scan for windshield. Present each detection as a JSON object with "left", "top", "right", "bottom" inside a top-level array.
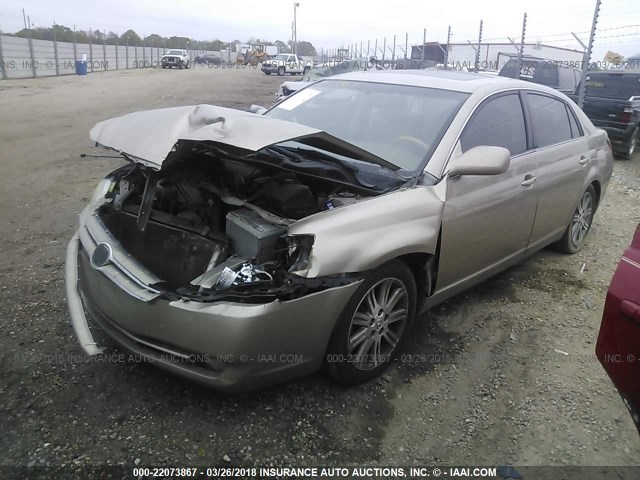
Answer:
[
  {"left": 273, "top": 54, "right": 290, "bottom": 61},
  {"left": 265, "top": 80, "right": 469, "bottom": 170},
  {"left": 167, "top": 50, "right": 184, "bottom": 55}
]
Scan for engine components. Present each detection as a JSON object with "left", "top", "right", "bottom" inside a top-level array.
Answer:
[{"left": 225, "top": 208, "right": 286, "bottom": 263}]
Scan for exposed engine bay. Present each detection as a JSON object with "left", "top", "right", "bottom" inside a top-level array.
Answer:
[{"left": 96, "top": 143, "right": 373, "bottom": 301}]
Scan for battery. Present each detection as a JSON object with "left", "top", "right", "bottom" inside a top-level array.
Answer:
[{"left": 225, "top": 208, "right": 286, "bottom": 262}]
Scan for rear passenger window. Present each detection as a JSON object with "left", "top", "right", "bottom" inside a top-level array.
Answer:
[
  {"left": 527, "top": 94, "right": 573, "bottom": 147},
  {"left": 566, "top": 106, "right": 583, "bottom": 138},
  {"left": 460, "top": 94, "right": 527, "bottom": 156}
]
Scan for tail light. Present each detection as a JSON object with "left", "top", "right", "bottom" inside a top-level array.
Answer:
[
  {"left": 621, "top": 107, "right": 633, "bottom": 124},
  {"left": 607, "top": 137, "right": 613, "bottom": 152}
]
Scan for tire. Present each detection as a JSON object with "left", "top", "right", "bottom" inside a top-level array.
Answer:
[
  {"left": 326, "top": 260, "right": 417, "bottom": 386},
  {"left": 553, "top": 185, "right": 596, "bottom": 254},
  {"left": 277, "top": 66, "right": 285, "bottom": 76},
  {"left": 264, "top": 71, "right": 271, "bottom": 75},
  {"left": 620, "top": 127, "right": 639, "bottom": 160}
]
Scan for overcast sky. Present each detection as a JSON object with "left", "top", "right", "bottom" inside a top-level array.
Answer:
[{"left": 3, "top": 0, "right": 639, "bottom": 58}]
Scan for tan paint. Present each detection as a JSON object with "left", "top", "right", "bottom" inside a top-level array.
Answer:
[{"left": 289, "top": 181, "right": 447, "bottom": 277}]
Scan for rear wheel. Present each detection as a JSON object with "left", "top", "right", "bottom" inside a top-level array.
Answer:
[
  {"left": 620, "top": 127, "right": 639, "bottom": 160},
  {"left": 553, "top": 185, "right": 596, "bottom": 254},
  {"left": 326, "top": 260, "right": 416, "bottom": 385}
]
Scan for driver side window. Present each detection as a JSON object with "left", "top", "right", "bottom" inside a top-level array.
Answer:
[{"left": 460, "top": 93, "right": 527, "bottom": 156}]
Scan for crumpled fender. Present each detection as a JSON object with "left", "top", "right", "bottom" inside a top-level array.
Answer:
[{"left": 288, "top": 181, "right": 447, "bottom": 277}]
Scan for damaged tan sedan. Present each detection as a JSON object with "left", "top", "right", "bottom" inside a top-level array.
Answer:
[{"left": 66, "top": 70, "right": 613, "bottom": 391}]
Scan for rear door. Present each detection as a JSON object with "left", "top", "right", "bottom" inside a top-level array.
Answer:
[
  {"left": 523, "top": 92, "right": 593, "bottom": 249},
  {"left": 437, "top": 92, "right": 539, "bottom": 291}
]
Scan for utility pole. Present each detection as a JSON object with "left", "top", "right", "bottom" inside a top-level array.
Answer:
[
  {"left": 392, "top": 35, "right": 396, "bottom": 63},
  {"left": 444, "top": 25, "right": 451, "bottom": 67},
  {"left": 53, "top": 21, "right": 60, "bottom": 76},
  {"left": 89, "top": 27, "right": 94, "bottom": 72},
  {"left": 0, "top": 25, "right": 6, "bottom": 80},
  {"left": 516, "top": 13, "right": 527, "bottom": 78},
  {"left": 577, "top": 0, "right": 601, "bottom": 109},
  {"left": 405, "top": 32, "right": 408, "bottom": 59},
  {"left": 103, "top": 29, "right": 108, "bottom": 70},
  {"left": 475, "top": 19, "right": 483, "bottom": 71},
  {"left": 293, "top": 2, "right": 300, "bottom": 55},
  {"left": 26, "top": 14, "right": 36, "bottom": 77},
  {"left": 422, "top": 28, "right": 426, "bottom": 61},
  {"left": 73, "top": 25, "right": 77, "bottom": 64}
]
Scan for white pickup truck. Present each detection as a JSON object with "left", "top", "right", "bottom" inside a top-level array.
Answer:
[
  {"left": 261, "top": 54, "right": 312, "bottom": 76},
  {"left": 161, "top": 49, "right": 191, "bottom": 69}
]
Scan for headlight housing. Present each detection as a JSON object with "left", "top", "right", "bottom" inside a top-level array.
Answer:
[
  {"left": 90, "top": 177, "right": 114, "bottom": 207},
  {"left": 285, "top": 235, "right": 314, "bottom": 272}
]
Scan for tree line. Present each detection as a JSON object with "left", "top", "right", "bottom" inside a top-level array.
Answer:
[{"left": 8, "top": 25, "right": 317, "bottom": 55}]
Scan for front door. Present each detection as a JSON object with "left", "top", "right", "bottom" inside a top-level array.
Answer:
[{"left": 436, "top": 92, "right": 539, "bottom": 292}]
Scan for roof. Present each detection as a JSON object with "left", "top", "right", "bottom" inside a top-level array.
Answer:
[{"left": 326, "top": 69, "right": 530, "bottom": 94}]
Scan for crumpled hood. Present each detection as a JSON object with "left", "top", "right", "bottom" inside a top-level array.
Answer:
[{"left": 90, "top": 104, "right": 322, "bottom": 168}]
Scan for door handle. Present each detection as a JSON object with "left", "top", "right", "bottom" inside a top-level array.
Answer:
[
  {"left": 579, "top": 155, "right": 589, "bottom": 165},
  {"left": 521, "top": 175, "right": 538, "bottom": 187}
]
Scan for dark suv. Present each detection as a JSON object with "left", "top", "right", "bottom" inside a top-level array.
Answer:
[
  {"left": 569, "top": 70, "right": 640, "bottom": 159},
  {"left": 499, "top": 57, "right": 581, "bottom": 94}
]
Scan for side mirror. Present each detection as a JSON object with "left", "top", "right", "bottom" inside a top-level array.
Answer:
[
  {"left": 448, "top": 145, "right": 511, "bottom": 177},
  {"left": 249, "top": 104, "right": 267, "bottom": 115}
]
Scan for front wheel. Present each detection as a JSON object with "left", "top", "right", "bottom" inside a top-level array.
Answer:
[
  {"left": 553, "top": 185, "right": 596, "bottom": 254},
  {"left": 326, "top": 260, "right": 416, "bottom": 385},
  {"left": 277, "top": 66, "right": 285, "bottom": 76}
]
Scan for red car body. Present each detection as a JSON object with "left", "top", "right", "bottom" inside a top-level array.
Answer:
[{"left": 596, "top": 224, "right": 640, "bottom": 435}]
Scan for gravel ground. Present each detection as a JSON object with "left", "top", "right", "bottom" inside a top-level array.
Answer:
[{"left": 0, "top": 66, "right": 639, "bottom": 472}]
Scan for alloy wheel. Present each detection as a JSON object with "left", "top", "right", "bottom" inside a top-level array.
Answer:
[
  {"left": 347, "top": 278, "right": 409, "bottom": 371},
  {"left": 571, "top": 190, "right": 593, "bottom": 248}
]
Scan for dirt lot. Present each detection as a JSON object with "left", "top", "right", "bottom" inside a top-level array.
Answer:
[{"left": 1, "top": 66, "right": 639, "bottom": 472}]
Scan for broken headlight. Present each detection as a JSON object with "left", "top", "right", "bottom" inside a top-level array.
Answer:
[
  {"left": 285, "top": 235, "right": 314, "bottom": 272},
  {"left": 90, "top": 177, "right": 114, "bottom": 207}
]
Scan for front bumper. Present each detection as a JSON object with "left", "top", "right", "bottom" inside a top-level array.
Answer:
[
  {"left": 262, "top": 65, "right": 278, "bottom": 73},
  {"left": 65, "top": 231, "right": 360, "bottom": 392},
  {"left": 162, "top": 58, "right": 182, "bottom": 67}
]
